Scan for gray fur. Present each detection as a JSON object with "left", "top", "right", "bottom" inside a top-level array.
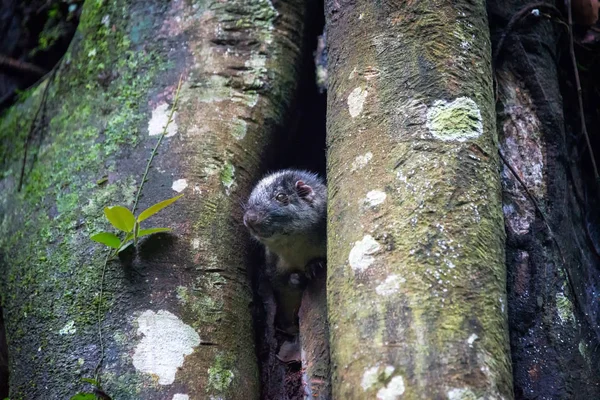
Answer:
[{"left": 244, "top": 169, "right": 327, "bottom": 275}]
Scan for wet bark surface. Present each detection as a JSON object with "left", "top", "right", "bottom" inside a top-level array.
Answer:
[
  {"left": 0, "top": 307, "right": 8, "bottom": 399},
  {"left": 298, "top": 270, "right": 331, "bottom": 400},
  {"left": 489, "top": 0, "right": 600, "bottom": 398}
]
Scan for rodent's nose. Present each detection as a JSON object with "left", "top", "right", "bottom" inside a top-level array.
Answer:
[{"left": 243, "top": 210, "right": 260, "bottom": 229}]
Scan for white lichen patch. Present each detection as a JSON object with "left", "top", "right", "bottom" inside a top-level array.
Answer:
[
  {"left": 426, "top": 97, "right": 482, "bottom": 142},
  {"left": 361, "top": 365, "right": 396, "bottom": 391},
  {"left": 447, "top": 387, "right": 477, "bottom": 400},
  {"left": 365, "top": 190, "right": 387, "bottom": 206},
  {"left": 132, "top": 310, "right": 201, "bottom": 385},
  {"left": 361, "top": 366, "right": 383, "bottom": 390},
  {"left": 172, "top": 395, "right": 189, "bottom": 400},
  {"left": 383, "top": 365, "right": 395, "bottom": 378},
  {"left": 149, "top": 103, "right": 178, "bottom": 137},
  {"left": 58, "top": 320, "right": 76, "bottom": 335},
  {"left": 242, "top": 53, "right": 268, "bottom": 90},
  {"left": 351, "top": 152, "right": 373, "bottom": 171},
  {"left": 245, "top": 52, "right": 267, "bottom": 69},
  {"left": 230, "top": 119, "right": 247, "bottom": 140},
  {"left": 192, "top": 238, "right": 200, "bottom": 250},
  {"left": 467, "top": 333, "right": 478, "bottom": 347},
  {"left": 348, "top": 87, "right": 368, "bottom": 118},
  {"left": 377, "top": 375, "right": 405, "bottom": 400},
  {"left": 376, "top": 275, "right": 405, "bottom": 296},
  {"left": 349, "top": 235, "right": 380, "bottom": 272},
  {"left": 203, "top": 163, "right": 220, "bottom": 177},
  {"left": 349, "top": 67, "right": 358, "bottom": 80},
  {"left": 172, "top": 178, "right": 188, "bottom": 192}
]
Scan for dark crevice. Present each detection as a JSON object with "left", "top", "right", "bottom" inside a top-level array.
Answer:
[
  {"left": 0, "top": 1, "right": 83, "bottom": 112},
  {"left": 249, "top": 2, "right": 327, "bottom": 399}
]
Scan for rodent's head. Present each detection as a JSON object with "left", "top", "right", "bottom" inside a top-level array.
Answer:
[{"left": 243, "top": 170, "right": 326, "bottom": 243}]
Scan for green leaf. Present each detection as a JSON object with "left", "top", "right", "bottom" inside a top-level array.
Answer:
[
  {"left": 90, "top": 232, "right": 121, "bottom": 249},
  {"left": 137, "top": 194, "right": 183, "bottom": 223},
  {"left": 69, "top": 394, "right": 96, "bottom": 400},
  {"left": 138, "top": 227, "right": 172, "bottom": 238},
  {"left": 104, "top": 206, "right": 135, "bottom": 232},
  {"left": 80, "top": 377, "right": 99, "bottom": 386}
]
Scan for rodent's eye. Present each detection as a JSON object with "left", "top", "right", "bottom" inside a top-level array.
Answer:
[{"left": 275, "top": 193, "right": 289, "bottom": 204}]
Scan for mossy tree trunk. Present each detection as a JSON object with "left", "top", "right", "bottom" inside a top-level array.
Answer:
[
  {"left": 489, "top": 1, "right": 600, "bottom": 398},
  {"left": 0, "top": 0, "right": 307, "bottom": 398},
  {"left": 325, "top": 1, "right": 512, "bottom": 398}
]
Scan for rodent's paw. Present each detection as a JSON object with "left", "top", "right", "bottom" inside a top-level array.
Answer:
[{"left": 305, "top": 259, "right": 326, "bottom": 279}]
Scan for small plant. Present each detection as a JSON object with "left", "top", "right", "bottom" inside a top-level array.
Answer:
[
  {"left": 86, "top": 76, "right": 184, "bottom": 397},
  {"left": 90, "top": 194, "right": 182, "bottom": 254},
  {"left": 71, "top": 378, "right": 112, "bottom": 400}
]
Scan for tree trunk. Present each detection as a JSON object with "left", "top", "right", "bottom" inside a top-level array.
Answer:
[
  {"left": 325, "top": 1, "right": 513, "bottom": 398},
  {"left": 0, "top": 0, "right": 307, "bottom": 398},
  {"left": 489, "top": 1, "right": 600, "bottom": 398},
  {"left": 299, "top": 270, "right": 331, "bottom": 400}
]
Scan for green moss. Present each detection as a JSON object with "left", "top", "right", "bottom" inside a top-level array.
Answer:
[
  {"left": 555, "top": 291, "right": 575, "bottom": 325},
  {"left": 176, "top": 286, "right": 190, "bottom": 303},
  {"left": 0, "top": 0, "right": 171, "bottom": 391},
  {"left": 100, "top": 370, "right": 148, "bottom": 400},
  {"left": 207, "top": 352, "right": 236, "bottom": 394},
  {"left": 177, "top": 280, "right": 225, "bottom": 329},
  {"left": 215, "top": 0, "right": 278, "bottom": 31},
  {"left": 220, "top": 161, "right": 236, "bottom": 194},
  {"left": 426, "top": 97, "right": 483, "bottom": 142}
]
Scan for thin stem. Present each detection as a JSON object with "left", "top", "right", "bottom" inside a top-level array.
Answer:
[
  {"left": 132, "top": 75, "right": 184, "bottom": 214},
  {"left": 565, "top": 0, "right": 600, "bottom": 181},
  {"left": 93, "top": 74, "right": 184, "bottom": 382},
  {"left": 93, "top": 250, "right": 110, "bottom": 383},
  {"left": 18, "top": 68, "right": 58, "bottom": 191}
]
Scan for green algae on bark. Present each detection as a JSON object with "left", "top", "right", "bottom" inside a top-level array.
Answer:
[
  {"left": 326, "top": 1, "right": 512, "bottom": 398},
  {"left": 0, "top": 0, "right": 308, "bottom": 398}
]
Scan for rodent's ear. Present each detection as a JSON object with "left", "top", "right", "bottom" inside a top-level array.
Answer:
[{"left": 295, "top": 180, "right": 313, "bottom": 199}]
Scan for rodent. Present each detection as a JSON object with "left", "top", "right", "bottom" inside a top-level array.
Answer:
[{"left": 243, "top": 169, "right": 327, "bottom": 332}]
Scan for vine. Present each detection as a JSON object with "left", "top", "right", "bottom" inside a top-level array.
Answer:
[{"left": 73, "top": 75, "right": 184, "bottom": 399}]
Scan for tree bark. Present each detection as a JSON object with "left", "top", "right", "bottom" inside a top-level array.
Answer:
[
  {"left": 325, "top": 1, "right": 513, "bottom": 398},
  {"left": 489, "top": 1, "right": 600, "bottom": 398},
  {"left": 0, "top": 0, "right": 307, "bottom": 398},
  {"left": 299, "top": 270, "right": 331, "bottom": 400}
]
